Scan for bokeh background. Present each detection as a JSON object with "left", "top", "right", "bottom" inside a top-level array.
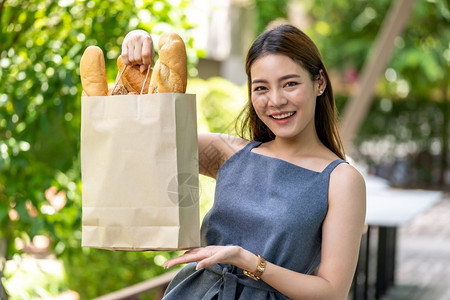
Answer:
[{"left": 0, "top": 0, "right": 448, "bottom": 299}]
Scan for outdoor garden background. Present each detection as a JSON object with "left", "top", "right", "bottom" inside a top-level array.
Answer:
[{"left": 0, "top": 0, "right": 448, "bottom": 299}]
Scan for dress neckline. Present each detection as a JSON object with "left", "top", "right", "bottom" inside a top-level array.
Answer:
[{"left": 248, "top": 141, "right": 343, "bottom": 174}]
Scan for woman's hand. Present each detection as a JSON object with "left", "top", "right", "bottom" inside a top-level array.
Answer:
[
  {"left": 164, "top": 245, "right": 259, "bottom": 271},
  {"left": 121, "top": 30, "right": 154, "bottom": 72}
]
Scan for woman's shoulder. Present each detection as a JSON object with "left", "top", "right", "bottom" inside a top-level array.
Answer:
[
  {"left": 331, "top": 161, "right": 365, "bottom": 184},
  {"left": 329, "top": 161, "right": 366, "bottom": 204}
]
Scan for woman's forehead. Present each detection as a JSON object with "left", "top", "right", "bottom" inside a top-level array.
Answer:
[{"left": 250, "top": 54, "right": 308, "bottom": 79}]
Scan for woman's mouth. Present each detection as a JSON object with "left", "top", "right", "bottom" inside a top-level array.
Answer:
[{"left": 270, "top": 111, "right": 296, "bottom": 120}]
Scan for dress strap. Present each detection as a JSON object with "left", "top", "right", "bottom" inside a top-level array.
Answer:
[
  {"left": 242, "top": 141, "right": 262, "bottom": 152},
  {"left": 321, "top": 159, "right": 348, "bottom": 175}
]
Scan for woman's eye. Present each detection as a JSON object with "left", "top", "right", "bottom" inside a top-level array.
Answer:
[
  {"left": 285, "top": 81, "right": 298, "bottom": 87},
  {"left": 253, "top": 86, "right": 267, "bottom": 92}
]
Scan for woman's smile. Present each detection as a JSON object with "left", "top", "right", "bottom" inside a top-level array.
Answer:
[
  {"left": 270, "top": 111, "right": 296, "bottom": 120},
  {"left": 268, "top": 111, "right": 297, "bottom": 126}
]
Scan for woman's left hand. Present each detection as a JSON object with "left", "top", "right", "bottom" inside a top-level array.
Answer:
[{"left": 164, "top": 245, "right": 257, "bottom": 271}]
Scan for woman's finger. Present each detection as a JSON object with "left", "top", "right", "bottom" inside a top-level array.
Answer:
[
  {"left": 127, "top": 43, "right": 135, "bottom": 65},
  {"left": 196, "top": 255, "right": 219, "bottom": 270},
  {"left": 164, "top": 249, "right": 210, "bottom": 269},
  {"left": 133, "top": 39, "right": 142, "bottom": 65},
  {"left": 141, "top": 35, "right": 154, "bottom": 67},
  {"left": 164, "top": 256, "right": 193, "bottom": 269},
  {"left": 121, "top": 44, "right": 130, "bottom": 65}
]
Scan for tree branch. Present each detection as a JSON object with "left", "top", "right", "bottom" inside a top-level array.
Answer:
[
  {"left": 0, "top": 0, "right": 5, "bottom": 27},
  {"left": 0, "top": 237, "right": 9, "bottom": 300}
]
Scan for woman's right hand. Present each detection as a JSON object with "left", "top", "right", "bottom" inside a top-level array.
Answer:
[{"left": 121, "top": 30, "right": 154, "bottom": 73}]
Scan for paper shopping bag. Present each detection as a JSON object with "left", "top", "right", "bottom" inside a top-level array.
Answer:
[{"left": 81, "top": 93, "right": 200, "bottom": 251}]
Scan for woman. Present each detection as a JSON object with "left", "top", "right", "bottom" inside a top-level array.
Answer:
[{"left": 122, "top": 25, "right": 366, "bottom": 299}]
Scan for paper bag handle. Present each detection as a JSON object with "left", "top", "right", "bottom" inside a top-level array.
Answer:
[{"left": 111, "top": 65, "right": 151, "bottom": 95}]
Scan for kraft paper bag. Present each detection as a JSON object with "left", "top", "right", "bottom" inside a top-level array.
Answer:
[{"left": 81, "top": 93, "right": 200, "bottom": 251}]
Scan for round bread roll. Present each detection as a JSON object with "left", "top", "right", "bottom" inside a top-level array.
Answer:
[
  {"left": 107, "top": 83, "right": 128, "bottom": 95},
  {"left": 80, "top": 46, "right": 108, "bottom": 96},
  {"left": 149, "top": 32, "right": 187, "bottom": 93},
  {"left": 117, "top": 55, "right": 152, "bottom": 94}
]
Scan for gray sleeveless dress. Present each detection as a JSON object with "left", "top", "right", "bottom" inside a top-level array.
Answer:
[{"left": 163, "top": 141, "right": 346, "bottom": 299}]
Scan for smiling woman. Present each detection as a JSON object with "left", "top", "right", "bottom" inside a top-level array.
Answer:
[
  {"left": 249, "top": 54, "right": 322, "bottom": 143},
  {"left": 241, "top": 25, "right": 344, "bottom": 160},
  {"left": 121, "top": 24, "right": 366, "bottom": 299}
]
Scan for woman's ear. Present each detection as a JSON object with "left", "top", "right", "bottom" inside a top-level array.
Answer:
[{"left": 317, "top": 69, "right": 327, "bottom": 96}]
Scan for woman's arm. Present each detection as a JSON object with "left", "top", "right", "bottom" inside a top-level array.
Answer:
[
  {"left": 198, "top": 133, "right": 248, "bottom": 179},
  {"left": 165, "top": 163, "right": 366, "bottom": 299},
  {"left": 258, "top": 163, "right": 366, "bottom": 299}
]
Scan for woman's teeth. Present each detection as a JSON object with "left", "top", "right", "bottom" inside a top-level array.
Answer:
[{"left": 271, "top": 112, "right": 295, "bottom": 119}]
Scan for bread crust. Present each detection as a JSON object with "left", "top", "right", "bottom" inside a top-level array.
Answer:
[
  {"left": 107, "top": 83, "right": 128, "bottom": 95},
  {"left": 80, "top": 46, "right": 108, "bottom": 96},
  {"left": 117, "top": 56, "right": 152, "bottom": 94},
  {"left": 149, "top": 32, "right": 187, "bottom": 93}
]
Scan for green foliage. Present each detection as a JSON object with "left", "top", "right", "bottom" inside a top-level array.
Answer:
[
  {"left": 188, "top": 78, "right": 248, "bottom": 223},
  {"left": 308, "top": 0, "right": 392, "bottom": 70},
  {"left": 187, "top": 77, "right": 247, "bottom": 134},
  {"left": 254, "top": 0, "right": 289, "bottom": 34},
  {"left": 387, "top": 0, "right": 450, "bottom": 97},
  {"left": 0, "top": 0, "right": 199, "bottom": 298},
  {"left": 3, "top": 254, "right": 67, "bottom": 299},
  {"left": 64, "top": 247, "right": 181, "bottom": 299},
  {"left": 308, "top": 0, "right": 449, "bottom": 186},
  {"left": 308, "top": 0, "right": 449, "bottom": 96},
  {"left": 352, "top": 96, "right": 446, "bottom": 187}
]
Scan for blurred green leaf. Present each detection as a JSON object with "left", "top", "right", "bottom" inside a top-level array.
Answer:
[{"left": 0, "top": 0, "right": 200, "bottom": 298}]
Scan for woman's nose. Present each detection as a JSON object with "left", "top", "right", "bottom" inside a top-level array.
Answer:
[{"left": 268, "top": 89, "right": 287, "bottom": 107}]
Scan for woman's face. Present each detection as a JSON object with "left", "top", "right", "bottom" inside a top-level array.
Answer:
[{"left": 250, "top": 54, "right": 324, "bottom": 141}]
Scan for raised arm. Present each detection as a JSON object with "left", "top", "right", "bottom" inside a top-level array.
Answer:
[{"left": 198, "top": 133, "right": 248, "bottom": 179}]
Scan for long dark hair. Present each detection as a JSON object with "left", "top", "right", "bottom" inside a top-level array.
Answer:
[{"left": 237, "top": 24, "right": 345, "bottom": 159}]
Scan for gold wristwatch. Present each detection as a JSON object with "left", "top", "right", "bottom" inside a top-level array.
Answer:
[{"left": 243, "top": 254, "right": 266, "bottom": 280}]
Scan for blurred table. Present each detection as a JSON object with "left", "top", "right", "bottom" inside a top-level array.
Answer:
[{"left": 351, "top": 175, "right": 442, "bottom": 300}]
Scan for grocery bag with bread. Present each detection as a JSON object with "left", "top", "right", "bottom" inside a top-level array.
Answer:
[{"left": 80, "top": 32, "right": 200, "bottom": 251}]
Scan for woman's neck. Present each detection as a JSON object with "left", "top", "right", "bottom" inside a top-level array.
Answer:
[{"left": 267, "top": 130, "right": 325, "bottom": 159}]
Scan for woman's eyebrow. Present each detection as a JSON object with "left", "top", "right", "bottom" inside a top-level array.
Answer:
[
  {"left": 251, "top": 79, "right": 267, "bottom": 85},
  {"left": 280, "top": 74, "right": 301, "bottom": 81},
  {"left": 252, "top": 74, "right": 301, "bottom": 85}
]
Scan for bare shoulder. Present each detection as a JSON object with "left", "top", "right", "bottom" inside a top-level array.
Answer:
[
  {"left": 331, "top": 162, "right": 366, "bottom": 190},
  {"left": 198, "top": 133, "right": 249, "bottom": 178},
  {"left": 329, "top": 162, "right": 366, "bottom": 207}
]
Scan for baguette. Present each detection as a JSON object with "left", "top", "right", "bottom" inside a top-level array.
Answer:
[
  {"left": 149, "top": 32, "right": 187, "bottom": 93},
  {"left": 80, "top": 46, "right": 108, "bottom": 96}
]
